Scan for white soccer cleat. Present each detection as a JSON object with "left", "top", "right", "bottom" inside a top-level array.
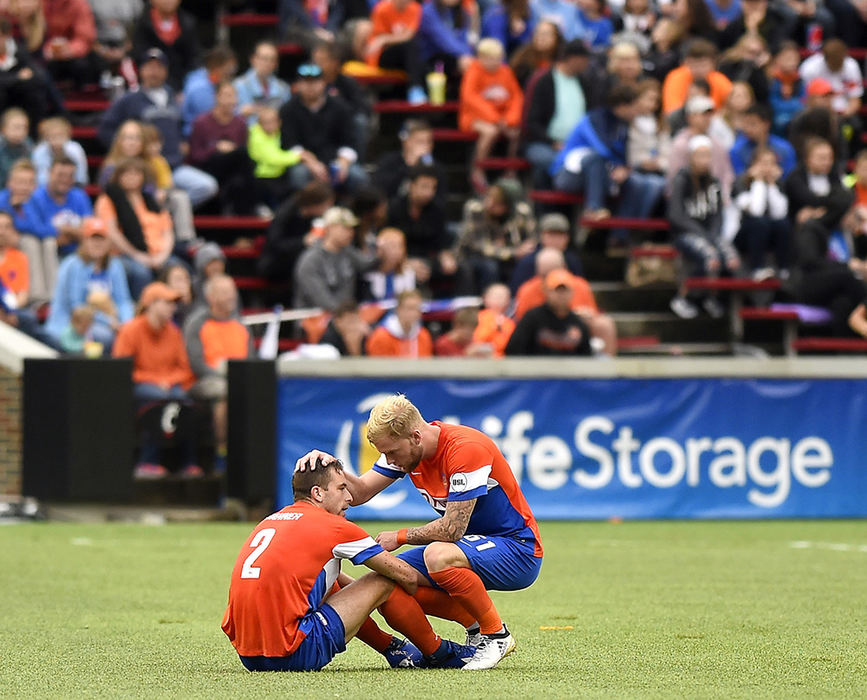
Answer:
[
  {"left": 462, "top": 625, "right": 516, "bottom": 670},
  {"left": 465, "top": 626, "right": 483, "bottom": 648}
]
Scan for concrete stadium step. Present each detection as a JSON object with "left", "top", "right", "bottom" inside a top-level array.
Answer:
[
  {"left": 610, "top": 312, "right": 729, "bottom": 344},
  {"left": 591, "top": 282, "right": 677, "bottom": 313}
]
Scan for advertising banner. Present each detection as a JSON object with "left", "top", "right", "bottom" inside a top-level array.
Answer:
[{"left": 276, "top": 377, "right": 867, "bottom": 519}]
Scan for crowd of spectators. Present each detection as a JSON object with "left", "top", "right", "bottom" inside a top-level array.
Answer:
[{"left": 3, "top": 0, "right": 867, "bottom": 474}]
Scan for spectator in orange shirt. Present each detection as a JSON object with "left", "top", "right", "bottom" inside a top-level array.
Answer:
[
  {"left": 366, "top": 0, "right": 427, "bottom": 104},
  {"left": 459, "top": 38, "right": 524, "bottom": 194},
  {"left": 661, "top": 39, "right": 732, "bottom": 115},
  {"left": 0, "top": 209, "right": 56, "bottom": 347},
  {"left": 514, "top": 247, "right": 618, "bottom": 355},
  {"left": 434, "top": 307, "right": 491, "bottom": 356},
  {"left": 113, "top": 281, "right": 198, "bottom": 479},
  {"left": 184, "top": 274, "right": 252, "bottom": 472},
  {"left": 366, "top": 289, "right": 433, "bottom": 358},
  {"left": 472, "top": 282, "right": 515, "bottom": 357}
]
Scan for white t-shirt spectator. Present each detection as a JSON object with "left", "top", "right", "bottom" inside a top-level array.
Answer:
[{"left": 799, "top": 53, "right": 864, "bottom": 115}]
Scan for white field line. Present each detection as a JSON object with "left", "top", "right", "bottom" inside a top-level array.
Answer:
[{"left": 789, "top": 540, "right": 867, "bottom": 553}]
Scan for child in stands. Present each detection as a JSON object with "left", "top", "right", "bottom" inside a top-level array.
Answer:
[
  {"left": 0, "top": 108, "right": 33, "bottom": 189},
  {"left": 459, "top": 38, "right": 523, "bottom": 194},
  {"left": 32, "top": 117, "right": 89, "bottom": 186}
]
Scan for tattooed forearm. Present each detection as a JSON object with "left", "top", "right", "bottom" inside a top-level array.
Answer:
[{"left": 406, "top": 499, "right": 476, "bottom": 544}]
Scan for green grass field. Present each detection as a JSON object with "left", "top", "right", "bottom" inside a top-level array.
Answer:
[{"left": 1, "top": 520, "right": 866, "bottom": 699}]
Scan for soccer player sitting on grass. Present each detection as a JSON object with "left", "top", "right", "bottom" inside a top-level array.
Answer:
[
  {"left": 222, "top": 458, "right": 475, "bottom": 671},
  {"left": 297, "top": 394, "right": 544, "bottom": 671}
]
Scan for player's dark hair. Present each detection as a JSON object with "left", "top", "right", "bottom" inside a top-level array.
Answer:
[{"left": 292, "top": 457, "right": 344, "bottom": 502}]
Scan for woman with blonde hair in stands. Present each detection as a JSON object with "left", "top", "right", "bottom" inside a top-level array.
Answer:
[
  {"left": 94, "top": 156, "right": 174, "bottom": 299},
  {"left": 100, "top": 119, "right": 196, "bottom": 248},
  {"left": 363, "top": 227, "right": 417, "bottom": 302}
]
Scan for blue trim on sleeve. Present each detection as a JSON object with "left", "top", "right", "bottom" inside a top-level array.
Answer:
[
  {"left": 372, "top": 465, "right": 404, "bottom": 479},
  {"left": 350, "top": 543, "right": 385, "bottom": 566},
  {"left": 449, "top": 485, "right": 487, "bottom": 502}
]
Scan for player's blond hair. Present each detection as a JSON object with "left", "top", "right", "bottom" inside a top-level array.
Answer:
[{"left": 366, "top": 394, "right": 424, "bottom": 443}]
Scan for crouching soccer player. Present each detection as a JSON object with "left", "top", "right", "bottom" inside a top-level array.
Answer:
[
  {"left": 297, "top": 394, "right": 544, "bottom": 670},
  {"left": 221, "top": 458, "right": 474, "bottom": 671}
]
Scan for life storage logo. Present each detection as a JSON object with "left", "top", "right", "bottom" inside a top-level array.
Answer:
[{"left": 475, "top": 411, "right": 833, "bottom": 509}]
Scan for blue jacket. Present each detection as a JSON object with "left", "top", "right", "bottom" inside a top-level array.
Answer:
[
  {"left": 730, "top": 133, "right": 797, "bottom": 178},
  {"left": 30, "top": 185, "right": 93, "bottom": 254},
  {"left": 418, "top": 1, "right": 474, "bottom": 61},
  {"left": 233, "top": 68, "right": 291, "bottom": 125},
  {"left": 769, "top": 78, "right": 805, "bottom": 135},
  {"left": 530, "top": 0, "right": 586, "bottom": 41},
  {"left": 99, "top": 87, "right": 185, "bottom": 169},
  {"left": 0, "top": 189, "right": 54, "bottom": 239},
  {"left": 481, "top": 7, "right": 533, "bottom": 54},
  {"left": 182, "top": 68, "right": 216, "bottom": 138},
  {"left": 550, "top": 108, "right": 628, "bottom": 176},
  {"left": 45, "top": 254, "right": 133, "bottom": 341}
]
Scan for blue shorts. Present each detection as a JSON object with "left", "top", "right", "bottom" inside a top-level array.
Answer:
[
  {"left": 239, "top": 603, "right": 346, "bottom": 672},
  {"left": 398, "top": 534, "right": 542, "bottom": 591}
]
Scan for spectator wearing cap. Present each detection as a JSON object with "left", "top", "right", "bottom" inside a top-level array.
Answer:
[
  {"left": 192, "top": 241, "right": 225, "bottom": 303},
  {"left": 788, "top": 78, "right": 849, "bottom": 163},
  {"left": 40, "top": 0, "right": 99, "bottom": 87},
  {"left": 669, "top": 95, "right": 735, "bottom": 200},
  {"left": 523, "top": 39, "right": 589, "bottom": 189},
  {"left": 457, "top": 178, "right": 536, "bottom": 292},
  {"left": 513, "top": 246, "right": 617, "bottom": 355},
  {"left": 183, "top": 274, "right": 251, "bottom": 470},
  {"left": 189, "top": 81, "right": 265, "bottom": 218},
  {"left": 113, "top": 280, "right": 198, "bottom": 479},
  {"left": 730, "top": 103, "right": 797, "bottom": 178},
  {"left": 366, "top": 288, "right": 433, "bottom": 358},
  {"left": 278, "top": 63, "right": 369, "bottom": 195},
  {"left": 98, "top": 47, "right": 218, "bottom": 208},
  {"left": 510, "top": 212, "right": 583, "bottom": 293},
  {"left": 132, "top": 0, "right": 199, "bottom": 91},
  {"left": 661, "top": 39, "right": 732, "bottom": 116},
  {"left": 29, "top": 155, "right": 93, "bottom": 256},
  {"left": 669, "top": 135, "right": 739, "bottom": 320},
  {"left": 551, "top": 84, "right": 665, "bottom": 239},
  {"left": 233, "top": 41, "right": 291, "bottom": 126},
  {"left": 293, "top": 206, "right": 373, "bottom": 311},
  {"left": 505, "top": 268, "right": 593, "bottom": 356},
  {"left": 181, "top": 45, "right": 238, "bottom": 138},
  {"left": 46, "top": 217, "right": 133, "bottom": 351}
]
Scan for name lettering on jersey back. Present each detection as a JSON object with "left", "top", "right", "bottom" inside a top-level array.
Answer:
[
  {"left": 265, "top": 512, "right": 304, "bottom": 521},
  {"left": 417, "top": 488, "right": 448, "bottom": 514}
]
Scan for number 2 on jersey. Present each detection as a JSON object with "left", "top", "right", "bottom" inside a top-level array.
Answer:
[{"left": 241, "top": 528, "right": 276, "bottom": 579}]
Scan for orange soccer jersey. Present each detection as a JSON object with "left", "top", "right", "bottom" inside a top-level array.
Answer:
[
  {"left": 372, "top": 422, "right": 543, "bottom": 557},
  {"left": 221, "top": 501, "right": 383, "bottom": 658}
]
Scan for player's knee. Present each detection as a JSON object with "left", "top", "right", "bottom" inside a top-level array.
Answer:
[{"left": 423, "top": 541, "right": 459, "bottom": 572}]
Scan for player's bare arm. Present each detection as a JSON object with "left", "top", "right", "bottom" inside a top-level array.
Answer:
[
  {"left": 294, "top": 450, "right": 393, "bottom": 504},
  {"left": 376, "top": 499, "right": 476, "bottom": 551},
  {"left": 363, "top": 551, "right": 420, "bottom": 594}
]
